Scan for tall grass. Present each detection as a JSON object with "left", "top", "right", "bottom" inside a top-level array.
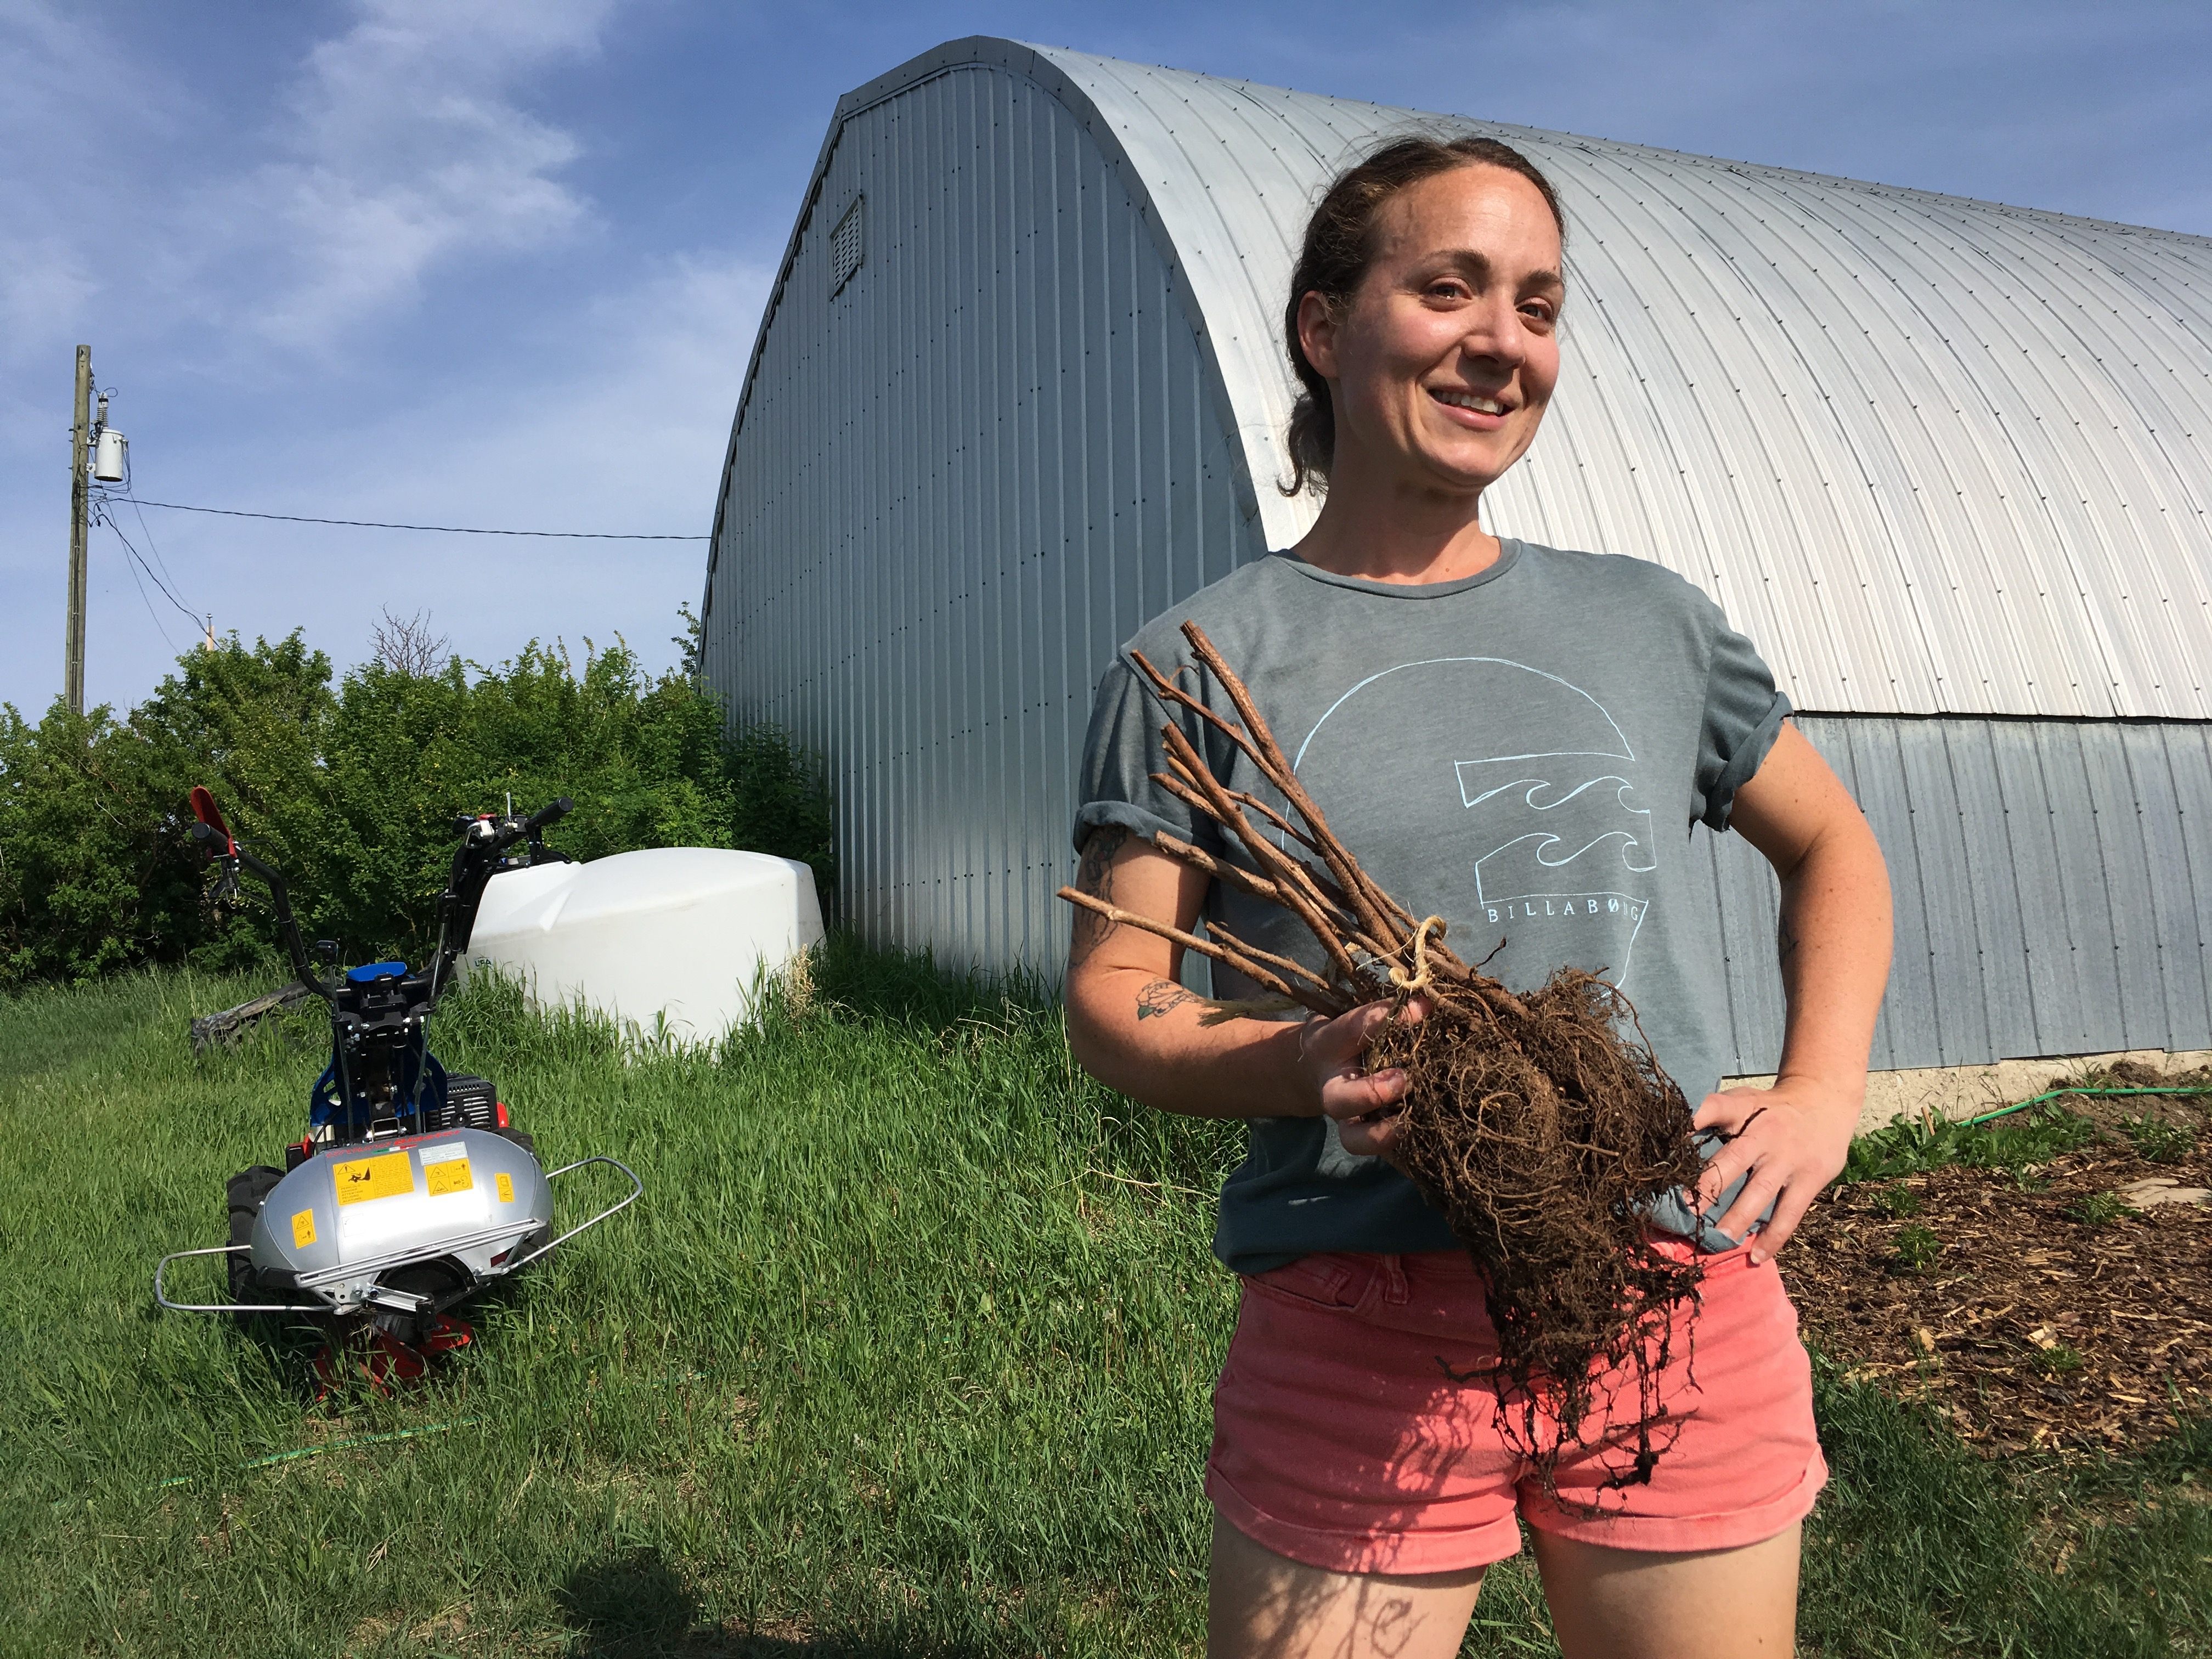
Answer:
[{"left": 1, "top": 948, "right": 2202, "bottom": 1656}]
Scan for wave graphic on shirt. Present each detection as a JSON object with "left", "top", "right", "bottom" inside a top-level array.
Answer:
[{"left": 1293, "top": 656, "right": 1658, "bottom": 989}]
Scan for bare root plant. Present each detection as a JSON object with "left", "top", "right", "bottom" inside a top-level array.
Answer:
[{"left": 1059, "top": 621, "right": 1708, "bottom": 1494}]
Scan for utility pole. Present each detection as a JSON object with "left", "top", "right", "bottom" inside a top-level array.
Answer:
[{"left": 65, "top": 344, "right": 91, "bottom": 716}]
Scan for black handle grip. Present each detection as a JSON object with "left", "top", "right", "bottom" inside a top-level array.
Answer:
[
  {"left": 189, "top": 822, "right": 218, "bottom": 849},
  {"left": 486, "top": 795, "right": 571, "bottom": 854}
]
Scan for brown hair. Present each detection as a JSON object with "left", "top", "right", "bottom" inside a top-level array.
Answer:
[{"left": 1282, "top": 134, "right": 1566, "bottom": 496}]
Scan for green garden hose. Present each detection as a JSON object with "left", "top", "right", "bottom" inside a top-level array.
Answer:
[
  {"left": 1961, "top": 1082, "right": 2212, "bottom": 1129},
  {"left": 148, "top": 1418, "right": 484, "bottom": 1491}
]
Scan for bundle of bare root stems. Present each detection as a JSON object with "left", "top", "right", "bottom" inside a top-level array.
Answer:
[{"left": 1059, "top": 622, "right": 1709, "bottom": 1493}]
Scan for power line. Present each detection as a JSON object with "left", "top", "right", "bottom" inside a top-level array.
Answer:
[
  {"left": 116, "top": 495, "right": 708, "bottom": 540},
  {"left": 122, "top": 470, "right": 191, "bottom": 600},
  {"left": 100, "top": 509, "right": 202, "bottom": 628},
  {"left": 114, "top": 524, "right": 180, "bottom": 652}
]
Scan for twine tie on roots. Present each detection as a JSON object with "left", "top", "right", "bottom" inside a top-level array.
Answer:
[
  {"left": 1058, "top": 621, "right": 1707, "bottom": 1499},
  {"left": 1390, "top": 916, "right": 1446, "bottom": 992}
]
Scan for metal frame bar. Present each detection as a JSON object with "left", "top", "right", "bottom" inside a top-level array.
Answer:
[
  {"left": 294, "top": 1218, "right": 543, "bottom": 1290},
  {"left": 505, "top": 1156, "right": 645, "bottom": 1272},
  {"left": 153, "top": 1245, "right": 325, "bottom": 1315}
]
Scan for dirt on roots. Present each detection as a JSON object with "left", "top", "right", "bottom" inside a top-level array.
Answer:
[{"left": 1367, "top": 969, "right": 1711, "bottom": 1492}]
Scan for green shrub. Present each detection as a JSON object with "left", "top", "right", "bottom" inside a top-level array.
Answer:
[
  {"left": 0, "top": 625, "right": 832, "bottom": 988},
  {"left": 1873, "top": 1182, "right": 1922, "bottom": 1217},
  {"left": 2069, "top": 1190, "right": 2129, "bottom": 1228},
  {"left": 725, "top": 719, "right": 836, "bottom": 896}
]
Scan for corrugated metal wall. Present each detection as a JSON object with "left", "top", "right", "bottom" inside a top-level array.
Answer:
[
  {"left": 701, "top": 64, "right": 1260, "bottom": 970},
  {"left": 1705, "top": 716, "right": 2212, "bottom": 1071}
]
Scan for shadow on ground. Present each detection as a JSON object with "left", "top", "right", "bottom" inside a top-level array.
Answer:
[
  {"left": 558, "top": 1547, "right": 998, "bottom": 1658},
  {"left": 808, "top": 932, "right": 1047, "bottom": 1030}
]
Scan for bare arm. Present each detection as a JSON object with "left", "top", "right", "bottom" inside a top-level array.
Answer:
[
  {"left": 1694, "top": 722, "right": 1894, "bottom": 1261},
  {"left": 1064, "top": 825, "right": 1409, "bottom": 1122}
]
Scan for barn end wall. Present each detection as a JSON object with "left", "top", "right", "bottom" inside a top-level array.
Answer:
[{"left": 701, "top": 62, "right": 1261, "bottom": 972}]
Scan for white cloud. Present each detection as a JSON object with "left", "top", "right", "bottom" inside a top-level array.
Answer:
[
  {"left": 0, "top": 5, "right": 157, "bottom": 354},
  {"left": 0, "top": 231, "right": 94, "bottom": 359},
  {"left": 0, "top": 0, "right": 617, "bottom": 377},
  {"left": 221, "top": 0, "right": 615, "bottom": 350},
  {"left": 308, "top": 249, "right": 768, "bottom": 545}
]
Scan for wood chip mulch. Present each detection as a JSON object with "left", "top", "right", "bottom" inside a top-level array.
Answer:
[{"left": 1779, "top": 1084, "right": 2212, "bottom": 1457}]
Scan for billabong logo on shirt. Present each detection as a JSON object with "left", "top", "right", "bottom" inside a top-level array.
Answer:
[{"left": 1293, "top": 656, "right": 1658, "bottom": 990}]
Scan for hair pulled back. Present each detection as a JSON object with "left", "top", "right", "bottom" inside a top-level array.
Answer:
[{"left": 1283, "top": 134, "right": 1566, "bottom": 496}]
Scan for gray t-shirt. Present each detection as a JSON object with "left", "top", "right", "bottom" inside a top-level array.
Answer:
[{"left": 1074, "top": 540, "right": 1791, "bottom": 1273}]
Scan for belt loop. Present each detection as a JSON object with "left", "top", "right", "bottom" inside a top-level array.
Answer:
[{"left": 1381, "top": 1253, "right": 1409, "bottom": 1306}]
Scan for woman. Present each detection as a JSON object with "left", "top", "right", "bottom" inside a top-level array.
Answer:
[{"left": 1065, "top": 136, "right": 1892, "bottom": 1658}]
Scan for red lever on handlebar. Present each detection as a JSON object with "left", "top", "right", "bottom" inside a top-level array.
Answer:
[{"left": 188, "top": 786, "right": 236, "bottom": 855}]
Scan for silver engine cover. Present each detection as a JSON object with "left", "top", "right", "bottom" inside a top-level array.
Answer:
[{"left": 249, "top": 1127, "right": 553, "bottom": 1314}]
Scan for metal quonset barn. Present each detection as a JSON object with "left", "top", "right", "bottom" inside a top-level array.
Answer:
[{"left": 700, "top": 36, "right": 2212, "bottom": 1082}]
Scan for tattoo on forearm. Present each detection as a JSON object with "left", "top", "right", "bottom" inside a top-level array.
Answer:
[
  {"left": 1135, "top": 978, "right": 1198, "bottom": 1020},
  {"left": 1069, "top": 825, "right": 1131, "bottom": 965}
]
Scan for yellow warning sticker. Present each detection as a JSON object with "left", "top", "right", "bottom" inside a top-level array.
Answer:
[
  {"left": 291, "top": 1209, "right": 317, "bottom": 1248},
  {"left": 332, "top": 1151, "right": 414, "bottom": 1206},
  {"left": 425, "top": 1157, "right": 473, "bottom": 1197},
  {"left": 495, "top": 1172, "right": 515, "bottom": 1204}
]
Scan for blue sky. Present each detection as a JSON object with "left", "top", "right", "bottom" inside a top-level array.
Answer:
[{"left": 4, "top": 0, "right": 2208, "bottom": 716}]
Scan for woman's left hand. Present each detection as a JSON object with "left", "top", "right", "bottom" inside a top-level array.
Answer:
[{"left": 1691, "top": 1080, "right": 1861, "bottom": 1265}]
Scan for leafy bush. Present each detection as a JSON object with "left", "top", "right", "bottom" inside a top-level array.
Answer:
[
  {"left": 0, "top": 628, "right": 832, "bottom": 988},
  {"left": 725, "top": 720, "right": 835, "bottom": 894}
]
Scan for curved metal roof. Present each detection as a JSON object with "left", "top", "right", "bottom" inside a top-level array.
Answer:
[{"left": 732, "top": 38, "right": 2212, "bottom": 719}]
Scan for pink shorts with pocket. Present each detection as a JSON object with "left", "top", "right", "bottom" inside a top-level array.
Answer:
[{"left": 1206, "top": 1238, "right": 1825, "bottom": 1574}]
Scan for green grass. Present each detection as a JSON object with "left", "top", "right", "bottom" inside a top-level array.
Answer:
[
  {"left": 1891, "top": 1223, "right": 1944, "bottom": 1274},
  {"left": 2122, "top": 1114, "right": 2197, "bottom": 1165},
  {"left": 2, "top": 951, "right": 2205, "bottom": 1656}
]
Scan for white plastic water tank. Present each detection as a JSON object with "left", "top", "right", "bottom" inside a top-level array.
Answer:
[{"left": 464, "top": 848, "right": 824, "bottom": 1045}]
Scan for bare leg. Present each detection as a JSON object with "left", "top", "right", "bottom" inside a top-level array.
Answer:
[
  {"left": 1530, "top": 1522, "right": 1801, "bottom": 1659},
  {"left": 1208, "top": 1512, "right": 1488, "bottom": 1659}
]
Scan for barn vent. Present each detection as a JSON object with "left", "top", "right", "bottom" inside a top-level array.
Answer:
[{"left": 830, "top": 196, "right": 865, "bottom": 295}]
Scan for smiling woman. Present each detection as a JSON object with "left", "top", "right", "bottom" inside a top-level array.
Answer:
[
  {"left": 1062, "top": 137, "right": 1894, "bottom": 1659},
  {"left": 1279, "top": 136, "right": 1567, "bottom": 506}
]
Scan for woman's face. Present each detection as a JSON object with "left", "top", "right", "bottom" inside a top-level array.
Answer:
[{"left": 1301, "top": 165, "right": 1564, "bottom": 500}]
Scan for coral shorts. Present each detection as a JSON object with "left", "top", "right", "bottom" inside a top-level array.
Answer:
[{"left": 1206, "top": 1239, "right": 1825, "bottom": 1574}]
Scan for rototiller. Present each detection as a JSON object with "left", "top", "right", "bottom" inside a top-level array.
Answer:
[{"left": 155, "top": 788, "right": 642, "bottom": 1387}]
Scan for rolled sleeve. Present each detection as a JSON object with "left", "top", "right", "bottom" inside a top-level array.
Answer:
[
  {"left": 1071, "top": 656, "right": 1222, "bottom": 854},
  {"left": 1692, "top": 618, "right": 1791, "bottom": 831}
]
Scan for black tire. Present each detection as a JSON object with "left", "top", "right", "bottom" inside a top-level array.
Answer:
[
  {"left": 225, "top": 1165, "right": 286, "bottom": 1314},
  {"left": 497, "top": 1127, "right": 537, "bottom": 1160}
]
